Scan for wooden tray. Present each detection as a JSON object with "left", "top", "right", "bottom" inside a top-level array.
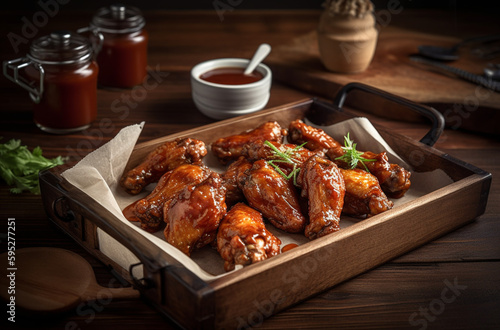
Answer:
[{"left": 39, "top": 83, "right": 491, "bottom": 329}]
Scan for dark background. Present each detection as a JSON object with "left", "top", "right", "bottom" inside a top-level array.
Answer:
[{"left": 4, "top": 0, "right": 497, "bottom": 12}]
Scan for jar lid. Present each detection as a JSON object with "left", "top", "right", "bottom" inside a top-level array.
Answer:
[
  {"left": 90, "top": 4, "right": 145, "bottom": 33},
  {"left": 28, "top": 31, "right": 93, "bottom": 65}
]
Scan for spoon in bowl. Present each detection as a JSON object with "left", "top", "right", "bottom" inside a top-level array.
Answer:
[{"left": 244, "top": 43, "right": 271, "bottom": 75}]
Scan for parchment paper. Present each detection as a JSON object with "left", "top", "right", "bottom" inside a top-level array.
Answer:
[{"left": 61, "top": 118, "right": 453, "bottom": 282}]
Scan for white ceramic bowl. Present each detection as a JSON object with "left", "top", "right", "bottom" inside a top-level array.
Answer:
[{"left": 190, "top": 58, "right": 272, "bottom": 120}]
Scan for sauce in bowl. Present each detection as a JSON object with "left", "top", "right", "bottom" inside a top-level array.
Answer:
[{"left": 200, "top": 67, "right": 263, "bottom": 85}]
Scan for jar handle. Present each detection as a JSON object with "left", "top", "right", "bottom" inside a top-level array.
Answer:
[
  {"left": 77, "top": 26, "right": 104, "bottom": 57},
  {"left": 3, "top": 57, "right": 44, "bottom": 104}
]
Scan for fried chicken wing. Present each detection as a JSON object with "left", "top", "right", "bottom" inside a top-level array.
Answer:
[
  {"left": 289, "top": 119, "right": 411, "bottom": 198},
  {"left": 211, "top": 121, "right": 286, "bottom": 164},
  {"left": 123, "top": 164, "right": 211, "bottom": 233},
  {"left": 164, "top": 172, "right": 227, "bottom": 256},
  {"left": 340, "top": 168, "right": 393, "bottom": 217},
  {"left": 298, "top": 155, "right": 345, "bottom": 239},
  {"left": 121, "top": 138, "right": 207, "bottom": 195},
  {"left": 221, "top": 157, "right": 253, "bottom": 206},
  {"left": 288, "top": 119, "right": 343, "bottom": 155},
  {"left": 241, "top": 159, "right": 306, "bottom": 233},
  {"left": 358, "top": 151, "right": 411, "bottom": 198},
  {"left": 217, "top": 203, "right": 281, "bottom": 271}
]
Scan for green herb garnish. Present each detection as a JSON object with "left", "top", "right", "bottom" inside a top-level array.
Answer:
[
  {"left": 334, "top": 133, "right": 376, "bottom": 172},
  {"left": 0, "top": 139, "right": 65, "bottom": 194},
  {"left": 264, "top": 140, "right": 306, "bottom": 186}
]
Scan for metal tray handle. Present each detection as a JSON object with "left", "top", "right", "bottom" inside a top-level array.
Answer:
[{"left": 332, "top": 82, "right": 445, "bottom": 147}]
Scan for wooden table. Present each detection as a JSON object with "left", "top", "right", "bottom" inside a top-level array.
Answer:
[{"left": 1, "top": 9, "right": 499, "bottom": 329}]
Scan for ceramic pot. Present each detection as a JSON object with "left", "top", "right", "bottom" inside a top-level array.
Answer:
[{"left": 317, "top": 10, "right": 378, "bottom": 73}]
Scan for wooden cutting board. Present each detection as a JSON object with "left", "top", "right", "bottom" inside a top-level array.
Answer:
[
  {"left": 0, "top": 248, "right": 139, "bottom": 314},
  {"left": 266, "top": 26, "right": 500, "bottom": 134}
]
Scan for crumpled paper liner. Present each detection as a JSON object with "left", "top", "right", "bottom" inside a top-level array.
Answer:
[{"left": 61, "top": 118, "right": 452, "bottom": 282}]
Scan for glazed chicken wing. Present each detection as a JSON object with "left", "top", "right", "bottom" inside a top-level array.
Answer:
[
  {"left": 356, "top": 151, "right": 411, "bottom": 198},
  {"left": 340, "top": 168, "right": 393, "bottom": 217},
  {"left": 222, "top": 157, "right": 253, "bottom": 206},
  {"left": 211, "top": 121, "right": 286, "bottom": 164},
  {"left": 298, "top": 155, "right": 345, "bottom": 240},
  {"left": 120, "top": 138, "right": 207, "bottom": 195},
  {"left": 241, "top": 159, "right": 306, "bottom": 233},
  {"left": 289, "top": 119, "right": 411, "bottom": 198},
  {"left": 288, "top": 119, "right": 343, "bottom": 155},
  {"left": 217, "top": 203, "right": 281, "bottom": 271},
  {"left": 164, "top": 172, "right": 227, "bottom": 256},
  {"left": 123, "top": 164, "right": 211, "bottom": 233}
]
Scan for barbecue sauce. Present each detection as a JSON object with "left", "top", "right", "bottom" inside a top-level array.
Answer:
[
  {"left": 200, "top": 67, "right": 263, "bottom": 85},
  {"left": 88, "top": 5, "right": 148, "bottom": 88},
  {"left": 95, "top": 30, "right": 148, "bottom": 88},
  {"left": 4, "top": 31, "right": 98, "bottom": 133},
  {"left": 281, "top": 243, "right": 299, "bottom": 253},
  {"left": 28, "top": 62, "right": 98, "bottom": 131}
]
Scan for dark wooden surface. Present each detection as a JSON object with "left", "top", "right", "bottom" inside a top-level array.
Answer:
[{"left": 1, "top": 8, "right": 499, "bottom": 330}]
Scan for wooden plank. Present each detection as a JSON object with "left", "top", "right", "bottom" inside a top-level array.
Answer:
[
  {"left": 394, "top": 214, "right": 500, "bottom": 263},
  {"left": 262, "top": 261, "right": 500, "bottom": 329},
  {"left": 2, "top": 9, "right": 499, "bottom": 329}
]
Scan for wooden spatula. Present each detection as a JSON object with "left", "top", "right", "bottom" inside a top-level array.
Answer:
[{"left": 0, "top": 247, "right": 139, "bottom": 313}]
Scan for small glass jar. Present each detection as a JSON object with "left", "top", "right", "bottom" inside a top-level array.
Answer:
[
  {"left": 3, "top": 31, "right": 99, "bottom": 134},
  {"left": 87, "top": 4, "right": 148, "bottom": 88}
]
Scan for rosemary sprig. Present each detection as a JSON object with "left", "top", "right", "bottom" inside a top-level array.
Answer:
[
  {"left": 264, "top": 140, "right": 306, "bottom": 186},
  {"left": 334, "top": 133, "right": 376, "bottom": 172}
]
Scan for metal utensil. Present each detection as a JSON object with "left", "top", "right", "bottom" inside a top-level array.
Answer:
[
  {"left": 410, "top": 55, "right": 500, "bottom": 92},
  {"left": 417, "top": 34, "right": 500, "bottom": 61}
]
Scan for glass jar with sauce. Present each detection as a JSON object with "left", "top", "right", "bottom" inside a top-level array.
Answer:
[
  {"left": 3, "top": 31, "right": 98, "bottom": 134},
  {"left": 84, "top": 4, "right": 148, "bottom": 88}
]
